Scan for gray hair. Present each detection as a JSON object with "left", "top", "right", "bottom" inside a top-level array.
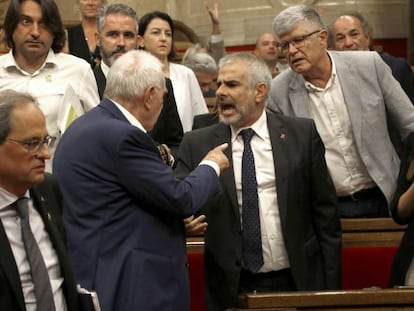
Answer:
[
  {"left": 182, "top": 45, "right": 218, "bottom": 76},
  {"left": 218, "top": 52, "right": 272, "bottom": 93},
  {"left": 0, "top": 90, "right": 37, "bottom": 143},
  {"left": 97, "top": 3, "right": 139, "bottom": 34},
  {"left": 104, "top": 50, "right": 165, "bottom": 102},
  {"left": 273, "top": 5, "right": 325, "bottom": 36}
]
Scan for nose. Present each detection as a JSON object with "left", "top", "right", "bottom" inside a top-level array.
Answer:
[
  {"left": 118, "top": 35, "right": 126, "bottom": 46},
  {"left": 30, "top": 23, "right": 40, "bottom": 37},
  {"left": 36, "top": 143, "right": 51, "bottom": 160},
  {"left": 344, "top": 36, "right": 354, "bottom": 48}
]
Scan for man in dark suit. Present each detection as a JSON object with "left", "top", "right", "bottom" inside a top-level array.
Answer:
[
  {"left": 53, "top": 50, "right": 229, "bottom": 311},
  {"left": 175, "top": 52, "right": 342, "bottom": 311},
  {"left": 330, "top": 11, "right": 414, "bottom": 156},
  {"left": 0, "top": 90, "right": 78, "bottom": 310}
]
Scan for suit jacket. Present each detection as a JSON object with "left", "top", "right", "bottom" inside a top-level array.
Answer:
[
  {"left": 92, "top": 69, "right": 184, "bottom": 158},
  {"left": 389, "top": 132, "right": 414, "bottom": 286},
  {"left": 93, "top": 65, "right": 106, "bottom": 100},
  {"left": 175, "top": 113, "right": 342, "bottom": 310},
  {"left": 0, "top": 174, "right": 78, "bottom": 311},
  {"left": 267, "top": 50, "right": 414, "bottom": 206},
  {"left": 380, "top": 52, "right": 414, "bottom": 156},
  {"left": 53, "top": 98, "right": 221, "bottom": 311},
  {"left": 67, "top": 24, "right": 100, "bottom": 69},
  {"left": 192, "top": 113, "right": 219, "bottom": 130}
]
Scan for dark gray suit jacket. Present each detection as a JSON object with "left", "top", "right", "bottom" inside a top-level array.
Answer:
[
  {"left": 0, "top": 174, "right": 78, "bottom": 310},
  {"left": 175, "top": 113, "right": 342, "bottom": 310}
]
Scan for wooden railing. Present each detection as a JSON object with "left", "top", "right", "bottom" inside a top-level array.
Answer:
[
  {"left": 234, "top": 288, "right": 414, "bottom": 310},
  {"left": 187, "top": 218, "right": 408, "bottom": 251}
]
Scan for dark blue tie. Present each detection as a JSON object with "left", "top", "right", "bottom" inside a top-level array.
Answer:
[
  {"left": 240, "top": 128, "right": 263, "bottom": 273},
  {"left": 15, "top": 198, "right": 56, "bottom": 311}
]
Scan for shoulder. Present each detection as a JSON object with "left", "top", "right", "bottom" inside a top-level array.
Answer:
[
  {"left": 268, "top": 112, "right": 314, "bottom": 127},
  {"left": 54, "top": 52, "right": 91, "bottom": 69},
  {"left": 170, "top": 62, "right": 196, "bottom": 77}
]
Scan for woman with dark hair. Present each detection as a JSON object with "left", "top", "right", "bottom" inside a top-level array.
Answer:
[
  {"left": 138, "top": 11, "right": 207, "bottom": 134},
  {"left": 389, "top": 132, "right": 414, "bottom": 287},
  {"left": 65, "top": 0, "right": 106, "bottom": 68}
]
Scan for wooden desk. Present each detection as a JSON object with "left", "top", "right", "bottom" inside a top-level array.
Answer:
[
  {"left": 187, "top": 218, "right": 407, "bottom": 251},
  {"left": 234, "top": 288, "right": 414, "bottom": 310},
  {"left": 341, "top": 218, "right": 406, "bottom": 247}
]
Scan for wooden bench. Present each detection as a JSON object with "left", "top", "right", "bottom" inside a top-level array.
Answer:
[
  {"left": 235, "top": 288, "right": 414, "bottom": 310},
  {"left": 186, "top": 218, "right": 408, "bottom": 311}
]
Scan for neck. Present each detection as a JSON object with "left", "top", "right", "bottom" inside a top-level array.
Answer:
[
  {"left": 13, "top": 50, "right": 48, "bottom": 74},
  {"left": 303, "top": 52, "right": 332, "bottom": 88}
]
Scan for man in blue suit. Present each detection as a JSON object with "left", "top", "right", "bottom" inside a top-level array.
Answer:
[
  {"left": 53, "top": 50, "right": 229, "bottom": 311},
  {"left": 267, "top": 5, "right": 414, "bottom": 218}
]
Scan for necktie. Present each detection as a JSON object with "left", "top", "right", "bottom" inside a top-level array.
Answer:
[
  {"left": 15, "top": 197, "right": 56, "bottom": 311},
  {"left": 240, "top": 128, "right": 263, "bottom": 273}
]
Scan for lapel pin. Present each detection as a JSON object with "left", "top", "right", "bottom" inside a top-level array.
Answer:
[
  {"left": 40, "top": 195, "right": 46, "bottom": 202},
  {"left": 280, "top": 133, "right": 286, "bottom": 140}
]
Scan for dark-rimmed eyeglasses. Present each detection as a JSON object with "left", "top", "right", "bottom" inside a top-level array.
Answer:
[
  {"left": 277, "top": 29, "right": 321, "bottom": 53},
  {"left": 6, "top": 135, "right": 56, "bottom": 155}
]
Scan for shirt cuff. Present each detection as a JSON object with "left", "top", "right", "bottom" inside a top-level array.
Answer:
[{"left": 199, "top": 160, "right": 220, "bottom": 176}]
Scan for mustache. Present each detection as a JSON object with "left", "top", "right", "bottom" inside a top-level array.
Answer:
[{"left": 110, "top": 46, "right": 126, "bottom": 56}]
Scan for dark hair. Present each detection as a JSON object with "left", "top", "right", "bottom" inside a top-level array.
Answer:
[
  {"left": 4, "top": 0, "right": 66, "bottom": 53},
  {"left": 138, "top": 11, "right": 177, "bottom": 61}
]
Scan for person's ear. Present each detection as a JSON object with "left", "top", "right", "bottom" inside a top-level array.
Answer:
[
  {"left": 255, "top": 82, "right": 268, "bottom": 103},
  {"left": 143, "top": 85, "right": 156, "bottom": 110}
]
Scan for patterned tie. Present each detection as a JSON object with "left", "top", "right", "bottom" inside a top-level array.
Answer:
[
  {"left": 15, "top": 197, "right": 56, "bottom": 311},
  {"left": 240, "top": 128, "right": 263, "bottom": 273}
]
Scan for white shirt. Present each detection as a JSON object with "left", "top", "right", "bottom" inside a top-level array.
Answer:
[
  {"left": 231, "top": 111, "right": 289, "bottom": 272},
  {"left": 169, "top": 62, "right": 208, "bottom": 132},
  {"left": 0, "top": 188, "right": 66, "bottom": 311},
  {"left": 0, "top": 49, "right": 100, "bottom": 172},
  {"left": 305, "top": 57, "right": 375, "bottom": 196}
]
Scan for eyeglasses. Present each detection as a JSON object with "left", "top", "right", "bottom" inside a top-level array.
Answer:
[
  {"left": 6, "top": 135, "right": 56, "bottom": 155},
  {"left": 277, "top": 29, "right": 321, "bottom": 53}
]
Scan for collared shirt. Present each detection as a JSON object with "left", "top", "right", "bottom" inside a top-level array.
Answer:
[
  {"left": 231, "top": 110, "right": 289, "bottom": 272},
  {"left": 169, "top": 63, "right": 208, "bottom": 132},
  {"left": 0, "top": 188, "right": 66, "bottom": 311},
  {"left": 0, "top": 49, "right": 100, "bottom": 172},
  {"left": 305, "top": 56, "right": 375, "bottom": 196},
  {"left": 100, "top": 61, "right": 110, "bottom": 78}
]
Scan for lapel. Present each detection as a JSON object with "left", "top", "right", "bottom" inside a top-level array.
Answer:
[
  {"left": 330, "top": 52, "right": 363, "bottom": 145},
  {"left": 213, "top": 123, "right": 240, "bottom": 221},
  {"left": 30, "top": 186, "right": 78, "bottom": 309},
  {"left": 0, "top": 214, "right": 26, "bottom": 310},
  {"left": 267, "top": 113, "right": 288, "bottom": 231},
  {"left": 289, "top": 74, "right": 312, "bottom": 118}
]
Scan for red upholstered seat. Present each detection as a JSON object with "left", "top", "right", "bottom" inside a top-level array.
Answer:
[
  {"left": 187, "top": 246, "right": 399, "bottom": 310},
  {"left": 341, "top": 246, "right": 398, "bottom": 289}
]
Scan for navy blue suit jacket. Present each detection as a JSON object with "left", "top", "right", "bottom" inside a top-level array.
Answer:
[{"left": 53, "top": 98, "right": 221, "bottom": 311}]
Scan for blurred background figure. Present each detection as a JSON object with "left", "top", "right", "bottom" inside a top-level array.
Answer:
[
  {"left": 182, "top": 44, "right": 218, "bottom": 106},
  {"left": 253, "top": 32, "right": 288, "bottom": 77},
  {"left": 138, "top": 11, "right": 207, "bottom": 133},
  {"left": 330, "top": 11, "right": 414, "bottom": 157},
  {"left": 66, "top": 0, "right": 106, "bottom": 68},
  {"left": 389, "top": 132, "right": 414, "bottom": 287}
]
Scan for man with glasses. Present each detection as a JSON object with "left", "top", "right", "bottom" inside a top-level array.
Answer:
[
  {"left": 267, "top": 5, "right": 414, "bottom": 218},
  {"left": 0, "top": 90, "right": 78, "bottom": 310}
]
